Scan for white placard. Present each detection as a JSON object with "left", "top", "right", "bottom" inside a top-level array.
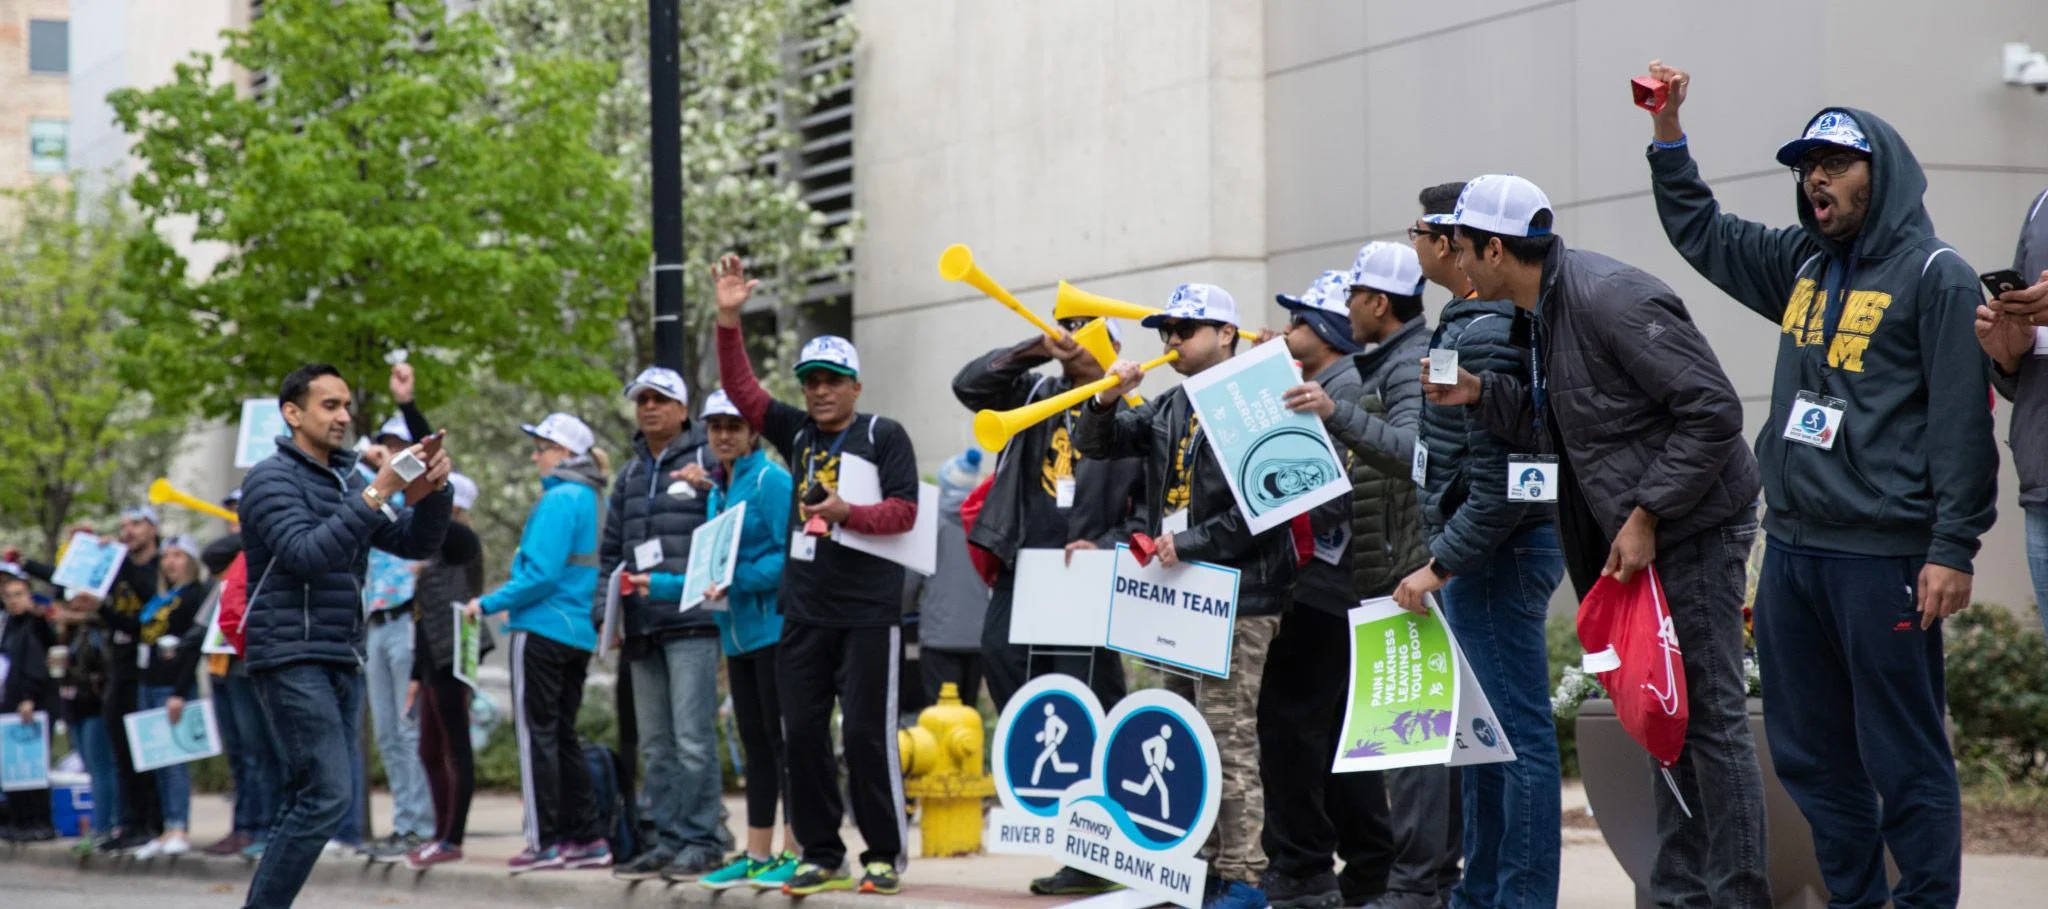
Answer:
[
  {"left": 123, "top": 699, "right": 223, "bottom": 772},
  {"left": 831, "top": 453, "right": 938, "bottom": 576},
  {"left": 680, "top": 501, "right": 746, "bottom": 612},
  {"left": 597, "top": 564, "right": 624, "bottom": 663},
  {"left": 49, "top": 532, "right": 126, "bottom": 601},
  {"left": 1103, "top": 543, "right": 1239, "bottom": 678},
  {"left": 1180, "top": 339, "right": 1350, "bottom": 535},
  {"left": 1008, "top": 548, "right": 1115, "bottom": 647},
  {"left": 235, "top": 398, "right": 290, "bottom": 469},
  {"left": 0, "top": 711, "right": 51, "bottom": 791}
]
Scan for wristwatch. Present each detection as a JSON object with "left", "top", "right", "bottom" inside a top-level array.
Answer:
[
  {"left": 1428, "top": 560, "right": 1452, "bottom": 581},
  {"left": 361, "top": 487, "right": 397, "bottom": 521}
]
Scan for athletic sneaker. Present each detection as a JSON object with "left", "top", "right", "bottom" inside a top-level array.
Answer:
[
  {"left": 239, "top": 839, "right": 267, "bottom": 861},
  {"left": 749, "top": 851, "right": 799, "bottom": 889},
  {"left": 201, "top": 831, "right": 253, "bottom": 857},
  {"left": 507, "top": 845, "right": 564, "bottom": 874},
  {"left": 560, "top": 838, "right": 613, "bottom": 870},
  {"left": 1204, "top": 880, "right": 1269, "bottom": 909},
  {"left": 404, "top": 841, "right": 463, "bottom": 870},
  {"left": 363, "top": 833, "right": 420, "bottom": 863},
  {"left": 859, "top": 861, "right": 901, "bottom": 895},
  {"left": 610, "top": 847, "right": 673, "bottom": 881},
  {"left": 700, "top": 854, "right": 771, "bottom": 890},
  {"left": 1031, "top": 866, "right": 1122, "bottom": 895},
  {"left": 782, "top": 861, "right": 854, "bottom": 895},
  {"left": 659, "top": 846, "right": 725, "bottom": 883},
  {"left": 1262, "top": 869, "right": 1339, "bottom": 909}
]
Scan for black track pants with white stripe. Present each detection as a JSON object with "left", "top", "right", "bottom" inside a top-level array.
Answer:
[
  {"left": 511, "top": 632, "right": 605, "bottom": 849},
  {"left": 777, "top": 620, "right": 906, "bottom": 871}
]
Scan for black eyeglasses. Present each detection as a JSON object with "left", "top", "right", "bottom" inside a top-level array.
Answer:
[
  {"left": 1793, "top": 149, "right": 1866, "bottom": 182},
  {"left": 1156, "top": 320, "right": 1216, "bottom": 344},
  {"left": 1407, "top": 224, "right": 1449, "bottom": 241}
]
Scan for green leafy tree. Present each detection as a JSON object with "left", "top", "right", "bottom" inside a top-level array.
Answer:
[
  {"left": 0, "top": 184, "right": 185, "bottom": 558},
  {"left": 109, "top": 0, "right": 644, "bottom": 422}
]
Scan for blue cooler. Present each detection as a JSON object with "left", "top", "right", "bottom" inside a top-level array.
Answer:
[{"left": 48, "top": 772, "right": 92, "bottom": 838}]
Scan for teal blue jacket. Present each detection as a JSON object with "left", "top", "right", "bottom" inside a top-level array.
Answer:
[
  {"left": 647, "top": 448, "right": 791, "bottom": 656},
  {"left": 480, "top": 460, "right": 603, "bottom": 652}
]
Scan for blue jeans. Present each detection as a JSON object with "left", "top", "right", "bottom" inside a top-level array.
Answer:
[
  {"left": 2028, "top": 505, "right": 2048, "bottom": 638},
  {"left": 629, "top": 634, "right": 723, "bottom": 854},
  {"left": 138, "top": 685, "right": 193, "bottom": 830},
  {"left": 341, "top": 671, "right": 365, "bottom": 845},
  {"left": 246, "top": 663, "right": 363, "bottom": 909},
  {"left": 75, "top": 715, "right": 120, "bottom": 836},
  {"left": 216, "top": 663, "right": 285, "bottom": 839},
  {"left": 1442, "top": 522, "right": 1564, "bottom": 909},
  {"left": 365, "top": 613, "right": 432, "bottom": 838}
]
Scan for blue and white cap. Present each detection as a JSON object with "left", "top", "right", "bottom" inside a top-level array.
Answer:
[
  {"left": 1451, "top": 175, "right": 1553, "bottom": 238},
  {"left": 165, "top": 534, "right": 203, "bottom": 563},
  {"left": 1348, "top": 241, "right": 1427, "bottom": 297},
  {"left": 1276, "top": 269, "right": 1352, "bottom": 317},
  {"left": 520, "top": 412, "right": 595, "bottom": 456},
  {"left": 701, "top": 389, "right": 743, "bottom": 421},
  {"left": 1775, "top": 109, "right": 1870, "bottom": 167},
  {"left": 1139, "top": 283, "right": 1241, "bottom": 329},
  {"left": 795, "top": 335, "right": 860, "bottom": 378},
  {"left": 122, "top": 505, "right": 160, "bottom": 526},
  {"left": 447, "top": 473, "right": 479, "bottom": 511},
  {"left": 374, "top": 415, "right": 412, "bottom": 444},
  {"left": 623, "top": 366, "right": 689, "bottom": 405}
]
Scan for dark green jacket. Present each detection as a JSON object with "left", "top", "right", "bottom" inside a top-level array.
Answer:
[
  {"left": 1325, "top": 318, "right": 1431, "bottom": 598},
  {"left": 1649, "top": 107, "right": 1996, "bottom": 571}
]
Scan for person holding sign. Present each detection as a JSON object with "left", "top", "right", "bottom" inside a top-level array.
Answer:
[
  {"left": 1426, "top": 174, "right": 1768, "bottom": 908},
  {"left": 624, "top": 389, "right": 799, "bottom": 890},
  {"left": 403, "top": 473, "right": 489, "bottom": 869},
  {"left": 714, "top": 255, "right": 917, "bottom": 897},
  {"left": 239, "top": 363, "right": 453, "bottom": 909},
  {"left": 464, "top": 413, "right": 612, "bottom": 873},
  {"left": 128, "top": 536, "right": 210, "bottom": 859},
  {"left": 1643, "top": 64, "right": 1996, "bottom": 909},
  {"left": 0, "top": 567, "right": 57, "bottom": 841},
  {"left": 598, "top": 365, "right": 724, "bottom": 885},
  {"left": 1082, "top": 283, "right": 1299, "bottom": 909}
]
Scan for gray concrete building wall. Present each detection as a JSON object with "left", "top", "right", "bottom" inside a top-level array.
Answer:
[{"left": 848, "top": 0, "right": 2046, "bottom": 610}]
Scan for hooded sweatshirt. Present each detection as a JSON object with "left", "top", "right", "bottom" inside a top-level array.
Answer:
[
  {"left": 647, "top": 446, "right": 793, "bottom": 657},
  {"left": 1649, "top": 107, "right": 1997, "bottom": 572},
  {"left": 480, "top": 456, "right": 605, "bottom": 652}
]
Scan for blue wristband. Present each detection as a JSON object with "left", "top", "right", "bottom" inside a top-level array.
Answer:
[{"left": 1651, "top": 134, "right": 1688, "bottom": 150}]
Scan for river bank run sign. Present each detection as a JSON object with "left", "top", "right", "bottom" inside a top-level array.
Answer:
[{"left": 988, "top": 676, "right": 1221, "bottom": 908}]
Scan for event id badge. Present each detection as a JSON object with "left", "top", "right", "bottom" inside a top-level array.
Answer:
[
  {"left": 1055, "top": 477, "right": 1076, "bottom": 509},
  {"left": 1161, "top": 509, "right": 1190, "bottom": 536},
  {"left": 1411, "top": 443, "right": 1428, "bottom": 486},
  {"left": 789, "top": 532, "right": 817, "bottom": 562},
  {"left": 632, "top": 538, "right": 664, "bottom": 571},
  {"left": 1781, "top": 390, "right": 1845, "bottom": 450},
  {"left": 1506, "top": 455, "right": 1559, "bottom": 503},
  {"left": 1426, "top": 348, "right": 1460, "bottom": 385}
]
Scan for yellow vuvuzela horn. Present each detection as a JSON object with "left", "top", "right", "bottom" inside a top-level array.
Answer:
[
  {"left": 938, "top": 244, "right": 1066, "bottom": 341},
  {"left": 149, "top": 478, "right": 238, "bottom": 523},
  {"left": 973, "top": 351, "right": 1179, "bottom": 451},
  {"left": 1069, "top": 317, "right": 1143, "bottom": 407},
  {"left": 1055, "top": 280, "right": 1275, "bottom": 344}
]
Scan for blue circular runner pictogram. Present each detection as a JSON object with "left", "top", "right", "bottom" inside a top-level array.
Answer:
[
  {"left": 1002, "top": 689, "right": 1097, "bottom": 816},
  {"left": 1103, "top": 705, "right": 1207, "bottom": 850}
]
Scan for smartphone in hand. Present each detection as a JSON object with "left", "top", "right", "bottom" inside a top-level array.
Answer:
[{"left": 1983, "top": 269, "right": 2027, "bottom": 298}]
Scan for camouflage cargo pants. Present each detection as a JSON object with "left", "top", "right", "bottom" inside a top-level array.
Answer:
[{"left": 1164, "top": 613, "right": 1280, "bottom": 885}]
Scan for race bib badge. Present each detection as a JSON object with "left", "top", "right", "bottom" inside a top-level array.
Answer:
[
  {"left": 632, "top": 539, "right": 665, "bottom": 571},
  {"left": 1161, "top": 509, "right": 1190, "bottom": 536},
  {"left": 1056, "top": 477, "right": 1076, "bottom": 510},
  {"left": 1781, "top": 391, "right": 1845, "bottom": 451},
  {"left": 1411, "top": 443, "right": 1428, "bottom": 487},
  {"left": 789, "top": 532, "right": 817, "bottom": 563},
  {"left": 1506, "top": 455, "right": 1559, "bottom": 503}
]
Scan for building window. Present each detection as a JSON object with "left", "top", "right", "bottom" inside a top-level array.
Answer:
[
  {"left": 29, "top": 19, "right": 68, "bottom": 74},
  {"left": 30, "top": 119, "right": 67, "bottom": 174}
]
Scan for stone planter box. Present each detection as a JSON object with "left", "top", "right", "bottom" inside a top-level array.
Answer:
[{"left": 1575, "top": 697, "right": 1830, "bottom": 909}]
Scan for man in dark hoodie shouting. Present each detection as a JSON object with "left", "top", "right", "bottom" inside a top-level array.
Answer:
[{"left": 1642, "top": 61, "right": 1997, "bottom": 908}]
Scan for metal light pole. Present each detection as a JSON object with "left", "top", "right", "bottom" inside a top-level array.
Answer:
[{"left": 649, "top": 0, "right": 684, "bottom": 373}]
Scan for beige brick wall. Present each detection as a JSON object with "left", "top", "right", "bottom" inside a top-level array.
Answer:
[{"left": 0, "top": 0, "right": 71, "bottom": 190}]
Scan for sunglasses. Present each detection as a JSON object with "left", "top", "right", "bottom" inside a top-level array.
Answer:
[
  {"left": 1156, "top": 320, "right": 1218, "bottom": 344},
  {"left": 1793, "top": 149, "right": 1866, "bottom": 182},
  {"left": 1056, "top": 318, "right": 1092, "bottom": 334}
]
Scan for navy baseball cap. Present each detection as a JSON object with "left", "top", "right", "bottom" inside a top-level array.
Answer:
[{"left": 1276, "top": 270, "right": 1361, "bottom": 354}]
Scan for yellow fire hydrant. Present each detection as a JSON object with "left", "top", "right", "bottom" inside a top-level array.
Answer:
[{"left": 898, "top": 682, "right": 996, "bottom": 856}]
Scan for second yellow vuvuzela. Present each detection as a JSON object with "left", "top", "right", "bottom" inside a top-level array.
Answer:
[{"left": 971, "top": 351, "right": 1179, "bottom": 451}]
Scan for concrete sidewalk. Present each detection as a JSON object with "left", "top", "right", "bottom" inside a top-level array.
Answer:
[{"left": 4, "top": 783, "right": 2044, "bottom": 907}]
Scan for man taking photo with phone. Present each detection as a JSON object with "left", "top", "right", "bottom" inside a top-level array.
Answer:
[{"left": 1641, "top": 61, "right": 1997, "bottom": 908}]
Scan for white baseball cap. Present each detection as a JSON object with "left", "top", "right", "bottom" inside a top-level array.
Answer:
[
  {"left": 794, "top": 336, "right": 861, "bottom": 378},
  {"left": 122, "top": 505, "right": 160, "bottom": 526},
  {"left": 701, "top": 389, "right": 743, "bottom": 421},
  {"left": 1276, "top": 269, "right": 1352, "bottom": 317},
  {"left": 447, "top": 473, "right": 479, "bottom": 510},
  {"left": 520, "top": 412, "right": 595, "bottom": 456},
  {"left": 1451, "top": 174, "right": 1554, "bottom": 238},
  {"left": 623, "top": 366, "right": 689, "bottom": 406},
  {"left": 1348, "top": 242, "right": 1427, "bottom": 297},
  {"left": 375, "top": 416, "right": 412, "bottom": 444},
  {"left": 1139, "top": 283, "right": 1241, "bottom": 329},
  {"left": 1775, "top": 109, "right": 1871, "bottom": 167},
  {"left": 165, "top": 534, "right": 203, "bottom": 563}
]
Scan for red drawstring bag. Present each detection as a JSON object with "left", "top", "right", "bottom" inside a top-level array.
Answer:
[
  {"left": 957, "top": 473, "right": 1001, "bottom": 586},
  {"left": 1576, "top": 564, "right": 1688, "bottom": 769},
  {"left": 218, "top": 552, "right": 250, "bottom": 658}
]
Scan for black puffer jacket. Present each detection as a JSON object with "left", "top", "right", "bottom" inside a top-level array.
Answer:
[
  {"left": 1419, "top": 297, "right": 1553, "bottom": 576},
  {"left": 1325, "top": 319, "right": 1432, "bottom": 598},
  {"left": 1474, "top": 243, "right": 1762, "bottom": 552},
  {"left": 238, "top": 437, "right": 453, "bottom": 672},
  {"left": 599, "top": 428, "right": 713, "bottom": 645},
  {"left": 952, "top": 340, "right": 1147, "bottom": 567},
  {"left": 1295, "top": 357, "right": 1362, "bottom": 614},
  {"left": 412, "top": 522, "right": 488, "bottom": 676},
  {"left": 1075, "top": 384, "right": 1297, "bottom": 616}
]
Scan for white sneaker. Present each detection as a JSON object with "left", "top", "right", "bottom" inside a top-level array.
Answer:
[
  {"left": 132, "top": 838, "right": 165, "bottom": 860},
  {"left": 321, "top": 839, "right": 352, "bottom": 858},
  {"left": 159, "top": 834, "right": 191, "bottom": 856}
]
